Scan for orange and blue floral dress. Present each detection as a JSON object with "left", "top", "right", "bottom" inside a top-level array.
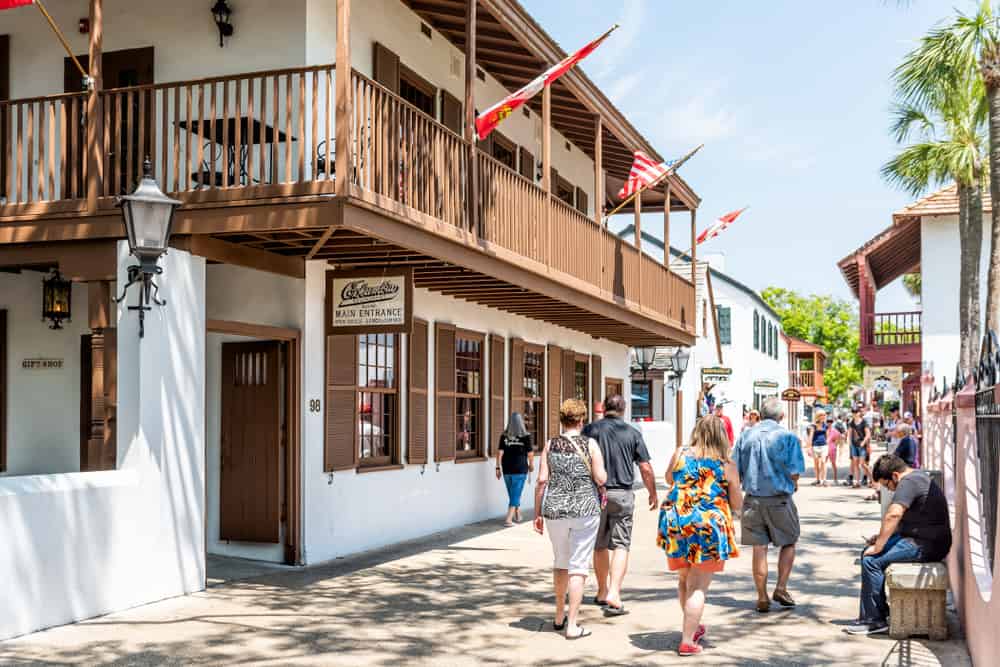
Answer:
[{"left": 657, "top": 448, "right": 738, "bottom": 572}]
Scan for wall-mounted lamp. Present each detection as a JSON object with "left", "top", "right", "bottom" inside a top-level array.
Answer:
[
  {"left": 211, "top": 0, "right": 234, "bottom": 48},
  {"left": 42, "top": 268, "right": 72, "bottom": 330},
  {"left": 115, "top": 159, "right": 181, "bottom": 338}
]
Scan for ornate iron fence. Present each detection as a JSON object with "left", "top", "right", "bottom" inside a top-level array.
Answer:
[{"left": 975, "top": 332, "right": 1000, "bottom": 573}]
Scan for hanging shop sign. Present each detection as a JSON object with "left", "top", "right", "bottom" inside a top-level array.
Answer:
[
  {"left": 781, "top": 388, "right": 801, "bottom": 402},
  {"left": 701, "top": 366, "right": 733, "bottom": 384},
  {"left": 753, "top": 379, "right": 779, "bottom": 391},
  {"left": 326, "top": 268, "right": 413, "bottom": 335},
  {"left": 21, "top": 358, "right": 64, "bottom": 370},
  {"left": 863, "top": 365, "right": 903, "bottom": 392}
]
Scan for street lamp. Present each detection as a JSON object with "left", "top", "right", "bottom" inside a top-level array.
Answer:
[
  {"left": 211, "top": 0, "right": 234, "bottom": 48},
  {"left": 673, "top": 347, "right": 691, "bottom": 379},
  {"left": 115, "top": 159, "right": 181, "bottom": 338},
  {"left": 633, "top": 346, "right": 656, "bottom": 381}
]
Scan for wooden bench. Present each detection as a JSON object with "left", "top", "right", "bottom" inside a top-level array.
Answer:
[{"left": 885, "top": 562, "right": 949, "bottom": 640}]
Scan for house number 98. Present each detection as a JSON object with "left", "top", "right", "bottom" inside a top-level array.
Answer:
[{"left": 309, "top": 399, "right": 322, "bottom": 413}]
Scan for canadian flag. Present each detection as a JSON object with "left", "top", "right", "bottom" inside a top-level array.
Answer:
[
  {"left": 0, "top": 0, "right": 35, "bottom": 9},
  {"left": 696, "top": 208, "right": 748, "bottom": 245}
]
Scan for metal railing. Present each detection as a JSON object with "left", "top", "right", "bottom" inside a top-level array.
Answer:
[
  {"left": 865, "top": 311, "right": 922, "bottom": 346},
  {"left": 975, "top": 332, "right": 1000, "bottom": 573}
]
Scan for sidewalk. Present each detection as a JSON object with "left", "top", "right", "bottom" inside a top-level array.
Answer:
[{"left": 0, "top": 479, "right": 972, "bottom": 666}]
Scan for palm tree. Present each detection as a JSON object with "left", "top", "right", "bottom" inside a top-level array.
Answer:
[{"left": 883, "top": 25, "right": 988, "bottom": 372}]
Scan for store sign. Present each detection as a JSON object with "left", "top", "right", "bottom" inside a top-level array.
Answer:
[
  {"left": 863, "top": 365, "right": 903, "bottom": 391},
  {"left": 701, "top": 366, "right": 733, "bottom": 384},
  {"left": 21, "top": 358, "right": 64, "bottom": 370},
  {"left": 326, "top": 269, "right": 413, "bottom": 335},
  {"left": 754, "top": 379, "right": 779, "bottom": 391},
  {"left": 781, "top": 388, "right": 801, "bottom": 402}
]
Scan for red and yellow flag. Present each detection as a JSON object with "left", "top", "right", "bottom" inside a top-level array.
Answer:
[
  {"left": 0, "top": 0, "right": 35, "bottom": 9},
  {"left": 475, "top": 25, "right": 617, "bottom": 141}
]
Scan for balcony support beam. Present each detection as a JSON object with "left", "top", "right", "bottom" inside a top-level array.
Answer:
[
  {"left": 335, "top": 0, "right": 351, "bottom": 198},
  {"left": 464, "top": 0, "right": 479, "bottom": 237},
  {"left": 593, "top": 115, "right": 602, "bottom": 224},
  {"left": 690, "top": 208, "right": 697, "bottom": 285},
  {"left": 85, "top": 0, "right": 103, "bottom": 214},
  {"left": 635, "top": 189, "right": 642, "bottom": 308},
  {"left": 542, "top": 84, "right": 551, "bottom": 268},
  {"left": 663, "top": 184, "right": 671, "bottom": 266}
]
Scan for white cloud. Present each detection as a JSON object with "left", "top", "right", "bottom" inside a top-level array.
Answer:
[{"left": 591, "top": 0, "right": 647, "bottom": 78}]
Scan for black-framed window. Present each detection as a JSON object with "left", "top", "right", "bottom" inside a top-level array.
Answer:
[
  {"left": 632, "top": 380, "right": 652, "bottom": 420},
  {"left": 455, "top": 333, "right": 484, "bottom": 458},
  {"left": 574, "top": 359, "right": 588, "bottom": 401},
  {"left": 523, "top": 349, "right": 544, "bottom": 450},
  {"left": 717, "top": 306, "right": 731, "bottom": 345},
  {"left": 357, "top": 334, "right": 398, "bottom": 465},
  {"left": 753, "top": 310, "right": 759, "bottom": 350}
]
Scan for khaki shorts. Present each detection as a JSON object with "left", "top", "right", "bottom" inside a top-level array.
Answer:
[
  {"left": 740, "top": 494, "right": 800, "bottom": 547},
  {"left": 596, "top": 489, "right": 635, "bottom": 551}
]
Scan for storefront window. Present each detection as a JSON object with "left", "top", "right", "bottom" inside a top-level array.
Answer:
[
  {"left": 574, "top": 359, "right": 588, "bottom": 401},
  {"left": 523, "top": 350, "right": 544, "bottom": 449},
  {"left": 455, "top": 334, "right": 483, "bottom": 458},
  {"left": 632, "top": 380, "right": 652, "bottom": 420},
  {"left": 358, "top": 334, "right": 397, "bottom": 465}
]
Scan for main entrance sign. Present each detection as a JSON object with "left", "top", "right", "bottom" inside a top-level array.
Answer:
[
  {"left": 701, "top": 366, "right": 733, "bottom": 384},
  {"left": 326, "top": 268, "right": 413, "bottom": 335}
]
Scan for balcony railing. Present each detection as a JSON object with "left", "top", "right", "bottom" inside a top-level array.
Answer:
[
  {"left": 789, "top": 370, "right": 816, "bottom": 389},
  {"left": 865, "top": 311, "right": 922, "bottom": 346},
  {"left": 0, "top": 64, "right": 695, "bottom": 332}
]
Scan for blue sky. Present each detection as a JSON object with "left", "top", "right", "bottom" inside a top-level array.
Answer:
[{"left": 521, "top": 0, "right": 961, "bottom": 311}]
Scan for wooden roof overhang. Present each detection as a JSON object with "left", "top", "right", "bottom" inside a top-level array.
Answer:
[
  {"left": 787, "top": 336, "right": 826, "bottom": 360},
  {"left": 401, "top": 0, "right": 700, "bottom": 213},
  {"left": 211, "top": 200, "right": 694, "bottom": 347},
  {"left": 838, "top": 216, "right": 921, "bottom": 299}
]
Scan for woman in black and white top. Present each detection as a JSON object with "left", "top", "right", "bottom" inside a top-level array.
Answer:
[
  {"left": 534, "top": 398, "right": 607, "bottom": 640},
  {"left": 496, "top": 413, "right": 534, "bottom": 526}
]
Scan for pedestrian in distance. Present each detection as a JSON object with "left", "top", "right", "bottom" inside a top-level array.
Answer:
[
  {"left": 892, "top": 422, "right": 919, "bottom": 469},
  {"left": 732, "top": 397, "right": 805, "bottom": 613},
  {"left": 533, "top": 399, "right": 607, "bottom": 640},
  {"left": 659, "top": 416, "right": 743, "bottom": 657},
  {"left": 714, "top": 403, "right": 735, "bottom": 445},
  {"left": 807, "top": 410, "right": 829, "bottom": 486},
  {"left": 747, "top": 409, "right": 761, "bottom": 428},
  {"left": 847, "top": 406, "right": 872, "bottom": 489},
  {"left": 583, "top": 394, "right": 658, "bottom": 616},
  {"left": 827, "top": 412, "right": 846, "bottom": 486},
  {"left": 496, "top": 412, "right": 534, "bottom": 527}
]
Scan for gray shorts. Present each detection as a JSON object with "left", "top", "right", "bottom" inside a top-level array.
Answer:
[
  {"left": 596, "top": 488, "right": 635, "bottom": 551},
  {"left": 740, "top": 494, "right": 800, "bottom": 547}
]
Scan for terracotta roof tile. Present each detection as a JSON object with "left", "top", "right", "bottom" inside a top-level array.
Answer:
[{"left": 892, "top": 184, "right": 992, "bottom": 221}]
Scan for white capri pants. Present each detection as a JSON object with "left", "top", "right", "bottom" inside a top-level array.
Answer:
[{"left": 547, "top": 515, "right": 601, "bottom": 575}]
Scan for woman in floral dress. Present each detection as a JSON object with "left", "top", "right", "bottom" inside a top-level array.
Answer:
[{"left": 658, "top": 416, "right": 743, "bottom": 657}]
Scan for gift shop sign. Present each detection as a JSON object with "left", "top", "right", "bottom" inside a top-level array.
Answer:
[{"left": 326, "top": 269, "right": 412, "bottom": 335}]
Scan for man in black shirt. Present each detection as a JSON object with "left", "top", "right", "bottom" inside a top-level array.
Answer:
[
  {"left": 582, "top": 394, "right": 657, "bottom": 615},
  {"left": 845, "top": 454, "right": 952, "bottom": 635}
]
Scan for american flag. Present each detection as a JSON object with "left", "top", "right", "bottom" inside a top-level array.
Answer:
[
  {"left": 617, "top": 151, "right": 676, "bottom": 200},
  {"left": 696, "top": 207, "right": 748, "bottom": 245}
]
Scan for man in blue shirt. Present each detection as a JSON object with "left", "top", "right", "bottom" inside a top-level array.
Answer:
[{"left": 733, "top": 397, "right": 806, "bottom": 613}]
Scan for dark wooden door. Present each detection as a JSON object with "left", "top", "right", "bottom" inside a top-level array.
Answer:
[
  {"left": 606, "top": 379, "right": 623, "bottom": 399},
  {"left": 220, "top": 341, "right": 283, "bottom": 543},
  {"left": 65, "top": 46, "right": 154, "bottom": 196}
]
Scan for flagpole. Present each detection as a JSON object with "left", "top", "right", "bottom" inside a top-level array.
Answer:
[
  {"left": 603, "top": 144, "right": 703, "bottom": 224},
  {"left": 34, "top": 0, "right": 90, "bottom": 87}
]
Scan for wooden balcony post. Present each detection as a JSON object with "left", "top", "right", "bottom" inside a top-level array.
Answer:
[
  {"left": 635, "top": 189, "right": 642, "bottom": 308},
  {"left": 85, "top": 0, "right": 103, "bottom": 213},
  {"left": 690, "top": 208, "right": 697, "bottom": 285},
  {"left": 663, "top": 183, "right": 671, "bottom": 265},
  {"left": 464, "top": 0, "right": 479, "bottom": 236},
  {"left": 542, "top": 84, "right": 551, "bottom": 268},
  {"left": 593, "top": 115, "right": 602, "bottom": 224},
  {"left": 334, "top": 0, "right": 351, "bottom": 198}
]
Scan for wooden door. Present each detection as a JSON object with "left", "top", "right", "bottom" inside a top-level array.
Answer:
[
  {"left": 605, "top": 378, "right": 623, "bottom": 399},
  {"left": 65, "top": 47, "right": 154, "bottom": 196},
  {"left": 220, "top": 341, "right": 283, "bottom": 543}
]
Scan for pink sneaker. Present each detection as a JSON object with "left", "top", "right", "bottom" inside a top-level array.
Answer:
[
  {"left": 678, "top": 641, "right": 703, "bottom": 657},
  {"left": 693, "top": 624, "right": 706, "bottom": 643}
]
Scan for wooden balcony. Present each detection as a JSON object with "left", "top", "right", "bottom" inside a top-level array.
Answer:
[
  {"left": 860, "top": 311, "right": 922, "bottom": 367},
  {"left": 0, "top": 66, "right": 695, "bottom": 345},
  {"left": 789, "top": 370, "right": 817, "bottom": 389}
]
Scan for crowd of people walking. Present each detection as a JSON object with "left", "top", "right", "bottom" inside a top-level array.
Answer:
[{"left": 497, "top": 390, "right": 950, "bottom": 656}]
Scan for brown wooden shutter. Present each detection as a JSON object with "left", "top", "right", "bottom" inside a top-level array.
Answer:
[
  {"left": 591, "top": 354, "right": 602, "bottom": 411},
  {"left": 518, "top": 146, "right": 534, "bottom": 181},
  {"left": 575, "top": 187, "right": 588, "bottom": 215},
  {"left": 441, "top": 90, "right": 462, "bottom": 135},
  {"left": 0, "top": 35, "right": 8, "bottom": 200},
  {"left": 562, "top": 348, "right": 575, "bottom": 405},
  {"left": 325, "top": 334, "right": 358, "bottom": 471},
  {"left": 103, "top": 328, "right": 117, "bottom": 470},
  {"left": 547, "top": 344, "right": 562, "bottom": 439},
  {"left": 373, "top": 42, "right": 400, "bottom": 94},
  {"left": 490, "top": 334, "right": 506, "bottom": 457},
  {"left": 509, "top": 338, "right": 525, "bottom": 411},
  {"left": 0, "top": 310, "right": 6, "bottom": 472},
  {"left": 408, "top": 319, "right": 429, "bottom": 464},
  {"left": 435, "top": 322, "right": 457, "bottom": 462}
]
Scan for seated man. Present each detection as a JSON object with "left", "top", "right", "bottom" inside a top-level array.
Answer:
[
  {"left": 845, "top": 454, "right": 952, "bottom": 635},
  {"left": 893, "top": 423, "right": 918, "bottom": 469}
]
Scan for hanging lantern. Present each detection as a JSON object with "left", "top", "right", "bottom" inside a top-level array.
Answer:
[{"left": 42, "top": 268, "right": 72, "bottom": 330}]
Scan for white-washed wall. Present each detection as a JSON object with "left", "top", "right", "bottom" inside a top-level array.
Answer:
[
  {"left": 301, "top": 260, "right": 629, "bottom": 564},
  {"left": 0, "top": 274, "right": 89, "bottom": 476},
  {"left": 0, "top": 244, "right": 205, "bottom": 641},
  {"left": 204, "top": 264, "right": 305, "bottom": 563}
]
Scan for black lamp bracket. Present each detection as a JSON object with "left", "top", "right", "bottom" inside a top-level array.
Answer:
[{"left": 115, "top": 263, "right": 166, "bottom": 338}]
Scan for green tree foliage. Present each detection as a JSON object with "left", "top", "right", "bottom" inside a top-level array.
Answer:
[
  {"left": 902, "top": 273, "right": 922, "bottom": 302},
  {"left": 761, "top": 287, "right": 864, "bottom": 402}
]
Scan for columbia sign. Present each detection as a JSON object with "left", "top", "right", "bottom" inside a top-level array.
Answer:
[{"left": 327, "top": 269, "right": 412, "bottom": 335}]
